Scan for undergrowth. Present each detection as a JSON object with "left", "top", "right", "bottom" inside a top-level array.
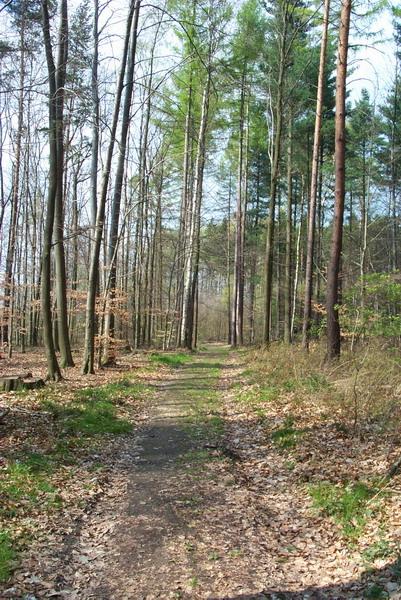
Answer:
[
  {"left": 271, "top": 415, "right": 304, "bottom": 449},
  {"left": 0, "top": 372, "right": 153, "bottom": 583},
  {"left": 149, "top": 352, "right": 191, "bottom": 368},
  {"left": 308, "top": 481, "right": 377, "bottom": 540},
  {"left": 0, "top": 531, "right": 15, "bottom": 583},
  {"left": 236, "top": 341, "right": 399, "bottom": 551},
  {"left": 239, "top": 340, "right": 401, "bottom": 430}
]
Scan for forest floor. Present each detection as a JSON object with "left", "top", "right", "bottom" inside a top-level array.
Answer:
[{"left": 1, "top": 344, "right": 401, "bottom": 599}]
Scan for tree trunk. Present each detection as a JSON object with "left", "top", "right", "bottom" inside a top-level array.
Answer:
[
  {"left": 103, "top": 0, "right": 141, "bottom": 363},
  {"left": 284, "top": 119, "right": 293, "bottom": 344},
  {"left": 326, "top": 0, "right": 351, "bottom": 361},
  {"left": 40, "top": 0, "right": 62, "bottom": 381},
  {"left": 53, "top": 0, "right": 74, "bottom": 368},
  {"left": 232, "top": 73, "right": 246, "bottom": 347},
  {"left": 263, "top": 19, "right": 286, "bottom": 344},
  {"left": 227, "top": 175, "right": 232, "bottom": 344},
  {"left": 82, "top": 1, "right": 137, "bottom": 374},
  {"left": 302, "top": 0, "right": 331, "bottom": 350},
  {"left": 181, "top": 74, "right": 211, "bottom": 350}
]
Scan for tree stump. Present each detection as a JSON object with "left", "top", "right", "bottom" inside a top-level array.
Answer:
[{"left": 0, "top": 376, "right": 45, "bottom": 392}]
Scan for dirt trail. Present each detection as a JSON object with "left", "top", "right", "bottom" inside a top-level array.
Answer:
[
  {"left": 59, "top": 345, "right": 245, "bottom": 600},
  {"left": 9, "top": 345, "right": 401, "bottom": 599}
]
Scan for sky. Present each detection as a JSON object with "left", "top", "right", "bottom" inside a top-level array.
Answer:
[
  {"left": 349, "top": 3, "right": 396, "bottom": 103},
  {"left": 92, "top": 0, "right": 398, "bottom": 103}
]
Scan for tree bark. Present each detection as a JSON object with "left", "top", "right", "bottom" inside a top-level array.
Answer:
[
  {"left": 302, "top": 0, "right": 331, "bottom": 350},
  {"left": 326, "top": 0, "right": 351, "bottom": 361},
  {"left": 82, "top": 1, "right": 137, "bottom": 374},
  {"left": 40, "top": 0, "right": 62, "bottom": 381}
]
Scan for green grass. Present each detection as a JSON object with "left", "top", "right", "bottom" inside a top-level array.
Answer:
[
  {"left": 271, "top": 416, "right": 303, "bottom": 449},
  {"left": 174, "top": 351, "right": 227, "bottom": 444},
  {"left": 185, "top": 387, "right": 224, "bottom": 441},
  {"left": 282, "top": 374, "right": 331, "bottom": 393},
  {"left": 40, "top": 378, "right": 146, "bottom": 436},
  {"left": 391, "top": 554, "right": 401, "bottom": 581},
  {"left": 1, "top": 374, "right": 153, "bottom": 584},
  {"left": 178, "top": 448, "right": 226, "bottom": 465},
  {"left": 43, "top": 398, "right": 132, "bottom": 436},
  {"left": 362, "top": 538, "right": 392, "bottom": 564},
  {"left": 0, "top": 460, "right": 61, "bottom": 519},
  {"left": 149, "top": 352, "right": 191, "bottom": 368},
  {"left": 364, "top": 584, "right": 388, "bottom": 599},
  {"left": 0, "top": 531, "right": 15, "bottom": 583},
  {"left": 309, "top": 481, "right": 376, "bottom": 539},
  {"left": 238, "top": 384, "right": 280, "bottom": 406},
  {"left": 76, "top": 378, "right": 136, "bottom": 401}
]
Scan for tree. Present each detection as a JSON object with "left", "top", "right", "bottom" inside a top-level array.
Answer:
[
  {"left": 302, "top": 0, "right": 331, "bottom": 349},
  {"left": 179, "top": 0, "right": 232, "bottom": 350},
  {"left": 82, "top": 0, "right": 139, "bottom": 374},
  {"left": 40, "top": 0, "right": 69, "bottom": 380},
  {"left": 102, "top": 0, "right": 141, "bottom": 363},
  {"left": 262, "top": 0, "right": 310, "bottom": 344},
  {"left": 229, "top": 0, "right": 266, "bottom": 347},
  {"left": 326, "top": 0, "right": 352, "bottom": 361}
]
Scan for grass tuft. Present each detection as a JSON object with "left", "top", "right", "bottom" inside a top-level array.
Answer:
[
  {"left": 271, "top": 416, "right": 303, "bottom": 449},
  {"left": 41, "top": 378, "right": 142, "bottom": 436},
  {"left": 362, "top": 538, "right": 392, "bottom": 564},
  {"left": 0, "top": 531, "right": 15, "bottom": 583},
  {"left": 364, "top": 584, "right": 388, "bottom": 599},
  {"left": 309, "top": 481, "right": 376, "bottom": 539},
  {"left": 149, "top": 352, "right": 191, "bottom": 368},
  {"left": 0, "top": 460, "right": 60, "bottom": 519},
  {"left": 76, "top": 378, "right": 134, "bottom": 402}
]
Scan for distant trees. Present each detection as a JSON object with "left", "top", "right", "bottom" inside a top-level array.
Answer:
[{"left": 1, "top": 0, "right": 400, "bottom": 372}]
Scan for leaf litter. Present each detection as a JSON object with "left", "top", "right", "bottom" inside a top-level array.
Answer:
[{"left": 1, "top": 346, "right": 401, "bottom": 599}]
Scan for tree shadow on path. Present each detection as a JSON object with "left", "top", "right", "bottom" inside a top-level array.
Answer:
[{"left": 209, "top": 559, "right": 401, "bottom": 599}]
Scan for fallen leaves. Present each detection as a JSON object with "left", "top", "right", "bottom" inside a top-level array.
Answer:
[{"left": 2, "top": 346, "right": 401, "bottom": 599}]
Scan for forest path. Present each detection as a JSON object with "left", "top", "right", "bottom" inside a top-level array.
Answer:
[
  {"left": 16, "top": 344, "right": 399, "bottom": 600},
  {"left": 20, "top": 344, "right": 400, "bottom": 599},
  {"left": 66, "top": 343, "right": 260, "bottom": 600}
]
